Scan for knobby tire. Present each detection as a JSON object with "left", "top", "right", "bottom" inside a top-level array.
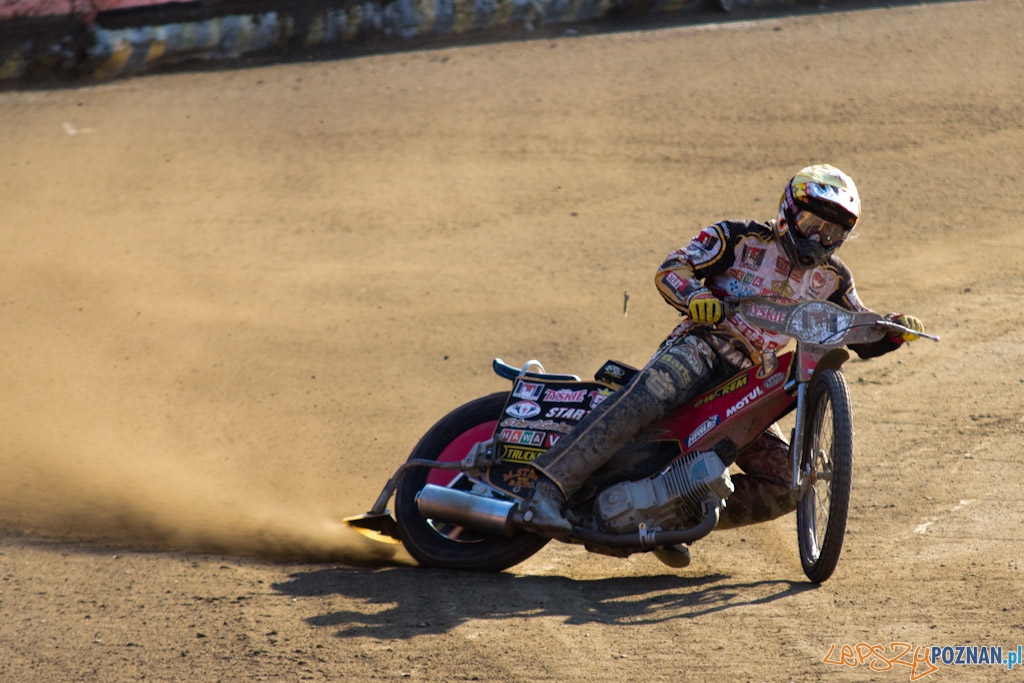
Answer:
[
  {"left": 796, "top": 368, "right": 853, "bottom": 584},
  {"left": 394, "top": 392, "right": 549, "bottom": 572}
]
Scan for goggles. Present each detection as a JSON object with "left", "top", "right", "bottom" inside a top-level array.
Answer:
[{"left": 791, "top": 209, "right": 853, "bottom": 247}]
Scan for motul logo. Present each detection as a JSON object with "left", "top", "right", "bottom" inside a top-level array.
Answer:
[{"left": 726, "top": 385, "right": 763, "bottom": 418}]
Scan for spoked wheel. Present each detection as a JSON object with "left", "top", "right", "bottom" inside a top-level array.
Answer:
[
  {"left": 796, "top": 369, "right": 853, "bottom": 583},
  {"left": 394, "top": 392, "right": 549, "bottom": 572}
]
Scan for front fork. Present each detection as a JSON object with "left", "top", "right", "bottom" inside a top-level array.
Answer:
[
  {"left": 787, "top": 346, "right": 848, "bottom": 501},
  {"left": 788, "top": 381, "right": 810, "bottom": 500}
]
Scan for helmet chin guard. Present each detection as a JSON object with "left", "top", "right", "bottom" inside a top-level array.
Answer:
[{"left": 776, "top": 222, "right": 834, "bottom": 269}]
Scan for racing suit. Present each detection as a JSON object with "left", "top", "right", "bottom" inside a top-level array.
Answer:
[{"left": 529, "top": 219, "right": 903, "bottom": 531}]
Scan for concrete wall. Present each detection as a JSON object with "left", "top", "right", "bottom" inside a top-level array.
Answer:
[
  {"left": 1, "top": 0, "right": 183, "bottom": 21},
  {"left": 0, "top": 0, "right": 774, "bottom": 82}
]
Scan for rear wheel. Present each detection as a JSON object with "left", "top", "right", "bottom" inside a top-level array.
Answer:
[
  {"left": 394, "top": 392, "right": 549, "bottom": 571},
  {"left": 796, "top": 369, "right": 853, "bottom": 583}
]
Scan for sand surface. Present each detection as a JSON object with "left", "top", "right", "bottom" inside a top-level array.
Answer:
[{"left": 1, "top": 1, "right": 1022, "bottom": 679}]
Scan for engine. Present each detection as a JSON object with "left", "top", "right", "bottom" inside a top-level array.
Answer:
[{"left": 594, "top": 446, "right": 735, "bottom": 534}]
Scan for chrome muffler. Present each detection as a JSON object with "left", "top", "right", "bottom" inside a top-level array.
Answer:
[{"left": 415, "top": 484, "right": 518, "bottom": 537}]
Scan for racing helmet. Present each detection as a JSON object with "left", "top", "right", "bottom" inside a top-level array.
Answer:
[{"left": 775, "top": 164, "right": 861, "bottom": 269}]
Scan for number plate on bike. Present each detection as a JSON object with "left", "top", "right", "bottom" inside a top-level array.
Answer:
[{"left": 486, "top": 378, "right": 616, "bottom": 495}]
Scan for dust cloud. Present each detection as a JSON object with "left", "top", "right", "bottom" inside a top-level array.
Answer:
[
  {"left": 0, "top": 120, "right": 413, "bottom": 564},
  {"left": 0, "top": 428, "right": 407, "bottom": 563},
  {"left": 0, "top": 435, "right": 406, "bottom": 563},
  {"left": 0, "top": 304, "right": 407, "bottom": 565}
]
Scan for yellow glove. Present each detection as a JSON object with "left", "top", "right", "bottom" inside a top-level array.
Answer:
[
  {"left": 687, "top": 291, "right": 723, "bottom": 324},
  {"left": 889, "top": 314, "right": 925, "bottom": 342}
]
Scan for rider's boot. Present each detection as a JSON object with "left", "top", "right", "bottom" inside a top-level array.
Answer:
[
  {"left": 521, "top": 336, "right": 718, "bottom": 537},
  {"left": 520, "top": 475, "right": 571, "bottom": 539}
]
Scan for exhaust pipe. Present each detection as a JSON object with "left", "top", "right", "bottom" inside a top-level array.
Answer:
[
  {"left": 415, "top": 484, "right": 518, "bottom": 537},
  {"left": 416, "top": 485, "right": 720, "bottom": 549}
]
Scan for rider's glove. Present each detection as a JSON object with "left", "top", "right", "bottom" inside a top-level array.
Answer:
[
  {"left": 887, "top": 313, "right": 925, "bottom": 343},
  {"left": 686, "top": 288, "right": 724, "bottom": 324}
]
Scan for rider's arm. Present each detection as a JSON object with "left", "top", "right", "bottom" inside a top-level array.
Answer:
[
  {"left": 655, "top": 222, "right": 735, "bottom": 313},
  {"left": 846, "top": 331, "right": 904, "bottom": 359},
  {"left": 826, "top": 258, "right": 904, "bottom": 359}
]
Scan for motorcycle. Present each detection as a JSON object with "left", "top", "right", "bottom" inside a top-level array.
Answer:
[{"left": 346, "top": 296, "right": 937, "bottom": 583}]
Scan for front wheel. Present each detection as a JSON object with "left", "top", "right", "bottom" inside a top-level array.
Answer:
[
  {"left": 394, "top": 392, "right": 549, "bottom": 572},
  {"left": 796, "top": 369, "right": 853, "bottom": 583}
]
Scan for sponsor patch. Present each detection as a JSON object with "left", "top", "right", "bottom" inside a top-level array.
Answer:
[
  {"left": 726, "top": 385, "right": 764, "bottom": 418},
  {"left": 694, "top": 375, "right": 749, "bottom": 407},
  {"left": 544, "top": 387, "right": 587, "bottom": 403},
  {"left": 811, "top": 270, "right": 827, "bottom": 293},
  {"left": 664, "top": 271, "right": 687, "bottom": 295},
  {"left": 502, "top": 467, "right": 539, "bottom": 490},
  {"left": 506, "top": 401, "right": 541, "bottom": 419},
  {"left": 513, "top": 380, "right": 544, "bottom": 401},
  {"left": 589, "top": 389, "right": 612, "bottom": 408},
  {"left": 668, "top": 342, "right": 702, "bottom": 372},
  {"left": 685, "top": 415, "right": 721, "bottom": 448},
  {"left": 741, "top": 245, "right": 766, "bottom": 268},
  {"left": 601, "top": 363, "right": 625, "bottom": 379},
  {"left": 656, "top": 351, "right": 691, "bottom": 378},
  {"left": 500, "top": 418, "right": 575, "bottom": 434},
  {"left": 501, "top": 445, "right": 545, "bottom": 464},
  {"left": 747, "top": 301, "right": 788, "bottom": 325},
  {"left": 771, "top": 279, "right": 796, "bottom": 298},
  {"left": 499, "top": 428, "right": 547, "bottom": 447},
  {"left": 545, "top": 406, "right": 587, "bottom": 420},
  {"left": 697, "top": 231, "right": 719, "bottom": 251},
  {"left": 644, "top": 368, "right": 676, "bottom": 401}
]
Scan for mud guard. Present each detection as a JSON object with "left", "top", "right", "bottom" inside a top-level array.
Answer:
[{"left": 810, "top": 348, "right": 850, "bottom": 380}]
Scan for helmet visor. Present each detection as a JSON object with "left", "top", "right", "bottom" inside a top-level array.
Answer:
[{"left": 791, "top": 209, "right": 853, "bottom": 247}]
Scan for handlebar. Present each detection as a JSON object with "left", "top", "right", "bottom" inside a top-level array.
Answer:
[
  {"left": 872, "top": 318, "right": 941, "bottom": 342},
  {"left": 720, "top": 296, "right": 939, "bottom": 345}
]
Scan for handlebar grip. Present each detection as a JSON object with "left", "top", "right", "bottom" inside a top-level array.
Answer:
[
  {"left": 874, "top": 319, "right": 941, "bottom": 342},
  {"left": 721, "top": 296, "right": 740, "bottom": 320}
]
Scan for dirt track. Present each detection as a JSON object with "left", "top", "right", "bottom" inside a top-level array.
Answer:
[{"left": 1, "top": 1, "right": 1023, "bottom": 680}]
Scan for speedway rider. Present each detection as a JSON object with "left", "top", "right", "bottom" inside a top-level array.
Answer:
[{"left": 523, "top": 164, "right": 926, "bottom": 540}]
